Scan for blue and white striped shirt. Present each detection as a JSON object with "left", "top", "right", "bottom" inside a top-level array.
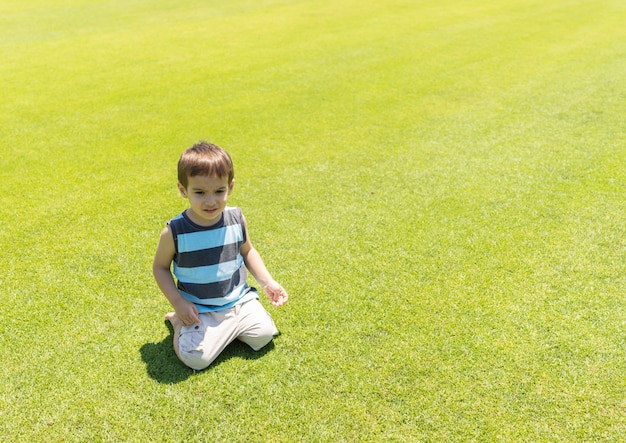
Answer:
[{"left": 168, "top": 207, "right": 257, "bottom": 312}]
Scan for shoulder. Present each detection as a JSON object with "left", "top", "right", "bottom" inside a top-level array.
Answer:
[
  {"left": 167, "top": 212, "right": 185, "bottom": 228},
  {"left": 223, "top": 206, "right": 244, "bottom": 224},
  {"left": 224, "top": 207, "right": 248, "bottom": 242},
  {"left": 154, "top": 224, "right": 176, "bottom": 263},
  {"left": 159, "top": 214, "right": 181, "bottom": 243},
  {"left": 224, "top": 206, "right": 243, "bottom": 215},
  {"left": 167, "top": 211, "right": 197, "bottom": 236}
]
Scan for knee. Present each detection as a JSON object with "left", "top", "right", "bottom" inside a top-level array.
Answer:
[
  {"left": 240, "top": 323, "right": 278, "bottom": 351},
  {"left": 245, "top": 334, "right": 275, "bottom": 351},
  {"left": 177, "top": 326, "right": 217, "bottom": 370},
  {"left": 179, "top": 349, "right": 214, "bottom": 371}
]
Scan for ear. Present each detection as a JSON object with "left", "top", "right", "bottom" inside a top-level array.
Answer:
[
  {"left": 177, "top": 182, "right": 188, "bottom": 198},
  {"left": 228, "top": 179, "right": 235, "bottom": 195}
]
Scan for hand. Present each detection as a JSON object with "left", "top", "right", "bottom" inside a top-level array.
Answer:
[
  {"left": 173, "top": 298, "right": 200, "bottom": 326},
  {"left": 263, "top": 281, "right": 288, "bottom": 307}
]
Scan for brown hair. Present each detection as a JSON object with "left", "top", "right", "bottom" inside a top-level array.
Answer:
[{"left": 177, "top": 141, "right": 234, "bottom": 188}]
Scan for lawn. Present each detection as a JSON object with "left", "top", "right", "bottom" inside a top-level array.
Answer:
[{"left": 1, "top": 0, "right": 626, "bottom": 441}]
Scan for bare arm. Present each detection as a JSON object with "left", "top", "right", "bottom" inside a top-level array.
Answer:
[
  {"left": 240, "top": 217, "right": 288, "bottom": 307},
  {"left": 153, "top": 226, "right": 200, "bottom": 326}
]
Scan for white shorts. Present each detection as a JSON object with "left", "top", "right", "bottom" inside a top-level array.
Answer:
[{"left": 177, "top": 299, "right": 278, "bottom": 370}]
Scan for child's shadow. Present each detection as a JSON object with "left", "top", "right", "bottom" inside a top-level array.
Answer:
[{"left": 140, "top": 321, "right": 274, "bottom": 384}]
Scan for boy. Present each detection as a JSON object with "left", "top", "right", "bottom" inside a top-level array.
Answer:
[{"left": 153, "top": 141, "right": 288, "bottom": 370}]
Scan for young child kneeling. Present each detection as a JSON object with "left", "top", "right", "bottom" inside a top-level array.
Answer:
[{"left": 153, "top": 141, "right": 288, "bottom": 370}]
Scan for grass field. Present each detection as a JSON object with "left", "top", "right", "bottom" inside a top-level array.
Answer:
[{"left": 2, "top": 0, "right": 626, "bottom": 441}]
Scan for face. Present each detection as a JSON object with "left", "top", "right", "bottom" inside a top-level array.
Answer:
[{"left": 178, "top": 174, "right": 234, "bottom": 226}]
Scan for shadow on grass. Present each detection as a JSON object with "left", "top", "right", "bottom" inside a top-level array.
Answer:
[{"left": 140, "top": 321, "right": 274, "bottom": 384}]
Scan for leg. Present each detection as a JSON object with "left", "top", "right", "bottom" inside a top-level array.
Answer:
[
  {"left": 165, "top": 312, "right": 183, "bottom": 362},
  {"left": 170, "top": 309, "right": 239, "bottom": 370},
  {"left": 236, "top": 299, "right": 279, "bottom": 351}
]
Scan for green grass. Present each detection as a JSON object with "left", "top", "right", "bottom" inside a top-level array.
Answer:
[{"left": 2, "top": 0, "right": 626, "bottom": 441}]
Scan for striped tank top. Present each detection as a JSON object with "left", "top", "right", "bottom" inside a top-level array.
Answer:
[{"left": 168, "top": 207, "right": 258, "bottom": 312}]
